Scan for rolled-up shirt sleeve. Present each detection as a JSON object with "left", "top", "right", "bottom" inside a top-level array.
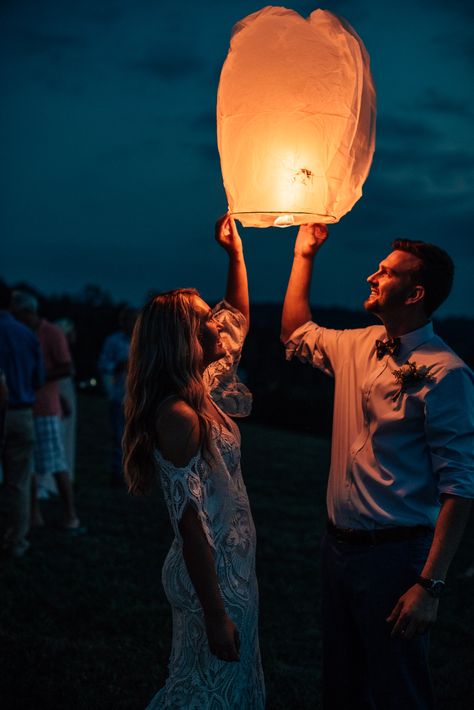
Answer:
[
  {"left": 284, "top": 321, "right": 345, "bottom": 377},
  {"left": 425, "top": 367, "right": 474, "bottom": 499}
]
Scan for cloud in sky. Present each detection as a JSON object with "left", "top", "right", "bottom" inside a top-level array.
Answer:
[
  {"left": 11, "top": 28, "right": 89, "bottom": 55},
  {"left": 132, "top": 51, "right": 205, "bottom": 80},
  {"left": 377, "top": 116, "right": 440, "bottom": 146},
  {"left": 1, "top": 0, "right": 473, "bottom": 316},
  {"left": 411, "top": 88, "right": 474, "bottom": 119},
  {"left": 416, "top": 0, "right": 474, "bottom": 20}
]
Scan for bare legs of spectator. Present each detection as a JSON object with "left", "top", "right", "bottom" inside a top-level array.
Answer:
[
  {"left": 53, "top": 470, "right": 79, "bottom": 528},
  {"left": 31, "top": 470, "right": 81, "bottom": 529},
  {"left": 30, "top": 475, "right": 45, "bottom": 527}
]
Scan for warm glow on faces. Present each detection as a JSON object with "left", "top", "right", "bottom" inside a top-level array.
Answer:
[
  {"left": 193, "top": 297, "right": 225, "bottom": 367},
  {"left": 365, "top": 250, "right": 423, "bottom": 315}
]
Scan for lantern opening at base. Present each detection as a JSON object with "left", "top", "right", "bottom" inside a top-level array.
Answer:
[
  {"left": 231, "top": 212, "right": 338, "bottom": 228},
  {"left": 217, "top": 6, "right": 376, "bottom": 229}
]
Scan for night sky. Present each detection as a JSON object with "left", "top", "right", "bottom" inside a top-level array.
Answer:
[{"left": 1, "top": 0, "right": 473, "bottom": 316}]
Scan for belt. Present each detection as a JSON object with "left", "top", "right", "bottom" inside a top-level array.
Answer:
[
  {"left": 8, "top": 404, "right": 33, "bottom": 411},
  {"left": 326, "top": 520, "right": 433, "bottom": 545}
]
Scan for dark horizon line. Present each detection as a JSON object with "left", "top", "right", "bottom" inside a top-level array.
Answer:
[{"left": 4, "top": 277, "right": 471, "bottom": 323}]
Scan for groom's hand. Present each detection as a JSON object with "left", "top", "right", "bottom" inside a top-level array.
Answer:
[
  {"left": 294, "top": 223, "right": 328, "bottom": 259},
  {"left": 386, "top": 584, "right": 439, "bottom": 639}
]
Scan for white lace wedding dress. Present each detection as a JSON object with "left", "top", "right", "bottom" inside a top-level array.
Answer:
[{"left": 146, "top": 302, "right": 265, "bottom": 709}]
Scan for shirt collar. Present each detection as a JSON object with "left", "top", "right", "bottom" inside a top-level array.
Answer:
[{"left": 393, "top": 321, "right": 434, "bottom": 360}]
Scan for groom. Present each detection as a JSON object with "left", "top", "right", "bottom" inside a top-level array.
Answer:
[{"left": 281, "top": 224, "right": 474, "bottom": 709}]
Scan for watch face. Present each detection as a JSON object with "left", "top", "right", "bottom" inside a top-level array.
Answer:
[{"left": 418, "top": 577, "right": 445, "bottom": 597}]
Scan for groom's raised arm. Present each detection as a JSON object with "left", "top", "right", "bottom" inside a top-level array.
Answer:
[{"left": 280, "top": 224, "right": 328, "bottom": 342}]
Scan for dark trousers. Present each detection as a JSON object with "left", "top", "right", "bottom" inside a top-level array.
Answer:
[
  {"left": 321, "top": 531, "right": 435, "bottom": 710},
  {"left": 1, "top": 409, "right": 35, "bottom": 554}
]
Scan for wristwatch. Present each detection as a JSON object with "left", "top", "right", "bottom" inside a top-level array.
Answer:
[{"left": 416, "top": 575, "right": 445, "bottom": 598}]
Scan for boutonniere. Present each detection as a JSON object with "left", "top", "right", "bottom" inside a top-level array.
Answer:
[{"left": 391, "top": 360, "right": 433, "bottom": 400}]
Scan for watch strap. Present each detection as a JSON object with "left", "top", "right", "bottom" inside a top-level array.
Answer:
[{"left": 416, "top": 575, "right": 445, "bottom": 597}]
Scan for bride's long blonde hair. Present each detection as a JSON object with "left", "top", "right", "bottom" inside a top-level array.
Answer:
[{"left": 123, "top": 288, "right": 214, "bottom": 494}]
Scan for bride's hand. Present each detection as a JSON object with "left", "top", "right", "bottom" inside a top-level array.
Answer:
[
  {"left": 215, "top": 214, "right": 243, "bottom": 258},
  {"left": 205, "top": 612, "right": 240, "bottom": 662}
]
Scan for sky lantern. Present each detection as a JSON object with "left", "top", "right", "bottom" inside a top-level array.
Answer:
[{"left": 217, "top": 6, "right": 376, "bottom": 228}]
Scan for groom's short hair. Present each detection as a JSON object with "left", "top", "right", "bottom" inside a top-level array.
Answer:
[{"left": 392, "top": 238, "right": 454, "bottom": 316}]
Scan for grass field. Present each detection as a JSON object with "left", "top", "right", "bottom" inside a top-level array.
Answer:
[{"left": 1, "top": 394, "right": 473, "bottom": 709}]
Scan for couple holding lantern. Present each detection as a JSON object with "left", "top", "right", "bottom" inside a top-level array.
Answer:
[{"left": 123, "top": 214, "right": 474, "bottom": 709}]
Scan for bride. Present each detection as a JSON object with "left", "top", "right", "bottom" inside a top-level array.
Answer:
[{"left": 123, "top": 215, "right": 265, "bottom": 708}]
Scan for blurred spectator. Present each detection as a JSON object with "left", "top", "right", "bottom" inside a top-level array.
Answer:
[
  {"left": 0, "top": 368, "right": 7, "bottom": 449},
  {"left": 11, "top": 291, "right": 84, "bottom": 533},
  {"left": 0, "top": 282, "right": 44, "bottom": 557},
  {"left": 98, "top": 305, "right": 137, "bottom": 486},
  {"left": 55, "top": 318, "right": 77, "bottom": 482}
]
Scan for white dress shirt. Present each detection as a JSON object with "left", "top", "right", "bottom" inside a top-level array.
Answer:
[{"left": 285, "top": 320, "right": 474, "bottom": 530}]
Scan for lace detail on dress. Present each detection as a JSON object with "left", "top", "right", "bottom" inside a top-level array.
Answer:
[
  {"left": 149, "top": 408, "right": 265, "bottom": 709},
  {"left": 155, "top": 450, "right": 215, "bottom": 550},
  {"left": 204, "top": 300, "right": 252, "bottom": 418}
]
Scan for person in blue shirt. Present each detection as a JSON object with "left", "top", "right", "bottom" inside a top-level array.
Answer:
[{"left": 0, "top": 281, "right": 45, "bottom": 557}]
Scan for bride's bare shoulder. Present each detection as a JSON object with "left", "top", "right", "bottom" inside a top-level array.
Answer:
[{"left": 156, "top": 398, "right": 200, "bottom": 467}]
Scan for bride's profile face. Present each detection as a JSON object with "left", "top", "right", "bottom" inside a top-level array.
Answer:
[{"left": 192, "top": 296, "right": 225, "bottom": 367}]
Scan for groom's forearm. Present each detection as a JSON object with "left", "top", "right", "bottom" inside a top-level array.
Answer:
[
  {"left": 281, "top": 253, "right": 315, "bottom": 342},
  {"left": 387, "top": 495, "right": 472, "bottom": 638},
  {"left": 420, "top": 494, "right": 472, "bottom": 581}
]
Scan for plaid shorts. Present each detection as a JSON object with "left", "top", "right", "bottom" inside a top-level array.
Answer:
[{"left": 34, "top": 416, "right": 68, "bottom": 477}]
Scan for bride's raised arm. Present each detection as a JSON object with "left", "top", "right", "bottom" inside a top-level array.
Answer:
[
  {"left": 205, "top": 215, "right": 251, "bottom": 417},
  {"left": 215, "top": 214, "right": 249, "bottom": 328}
]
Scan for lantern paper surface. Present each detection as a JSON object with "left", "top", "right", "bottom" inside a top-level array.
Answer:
[{"left": 217, "top": 6, "right": 376, "bottom": 227}]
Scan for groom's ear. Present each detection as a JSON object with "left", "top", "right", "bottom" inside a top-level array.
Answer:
[{"left": 405, "top": 284, "right": 425, "bottom": 306}]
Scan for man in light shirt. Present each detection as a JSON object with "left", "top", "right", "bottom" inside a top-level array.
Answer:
[
  {"left": 281, "top": 224, "right": 474, "bottom": 710},
  {"left": 98, "top": 306, "right": 137, "bottom": 486}
]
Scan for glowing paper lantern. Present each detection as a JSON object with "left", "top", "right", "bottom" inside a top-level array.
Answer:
[{"left": 217, "top": 6, "right": 376, "bottom": 227}]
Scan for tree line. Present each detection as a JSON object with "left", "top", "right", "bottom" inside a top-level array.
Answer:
[{"left": 11, "top": 282, "right": 474, "bottom": 439}]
